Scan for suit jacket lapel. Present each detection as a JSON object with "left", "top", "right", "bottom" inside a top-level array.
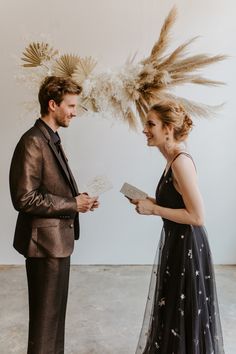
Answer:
[
  {"left": 58, "top": 144, "right": 79, "bottom": 195},
  {"left": 48, "top": 140, "right": 72, "bottom": 183},
  {"left": 35, "top": 119, "right": 78, "bottom": 195}
]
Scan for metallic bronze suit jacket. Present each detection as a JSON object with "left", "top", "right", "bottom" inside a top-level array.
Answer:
[{"left": 9, "top": 119, "right": 80, "bottom": 258}]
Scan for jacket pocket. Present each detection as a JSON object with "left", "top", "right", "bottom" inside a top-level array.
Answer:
[{"left": 31, "top": 219, "right": 74, "bottom": 257}]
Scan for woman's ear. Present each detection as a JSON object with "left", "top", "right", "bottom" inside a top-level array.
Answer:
[{"left": 164, "top": 124, "right": 173, "bottom": 136}]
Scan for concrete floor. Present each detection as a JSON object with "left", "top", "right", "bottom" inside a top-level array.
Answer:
[{"left": 0, "top": 265, "right": 235, "bottom": 354}]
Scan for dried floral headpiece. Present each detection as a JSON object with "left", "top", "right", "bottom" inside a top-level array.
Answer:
[{"left": 20, "top": 6, "right": 226, "bottom": 129}]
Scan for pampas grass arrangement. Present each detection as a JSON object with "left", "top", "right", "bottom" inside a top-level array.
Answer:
[{"left": 20, "top": 6, "right": 226, "bottom": 128}]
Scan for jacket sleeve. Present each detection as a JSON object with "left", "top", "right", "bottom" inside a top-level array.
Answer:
[{"left": 9, "top": 134, "right": 77, "bottom": 217}]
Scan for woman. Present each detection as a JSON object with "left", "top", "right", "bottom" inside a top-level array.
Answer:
[{"left": 129, "top": 100, "right": 224, "bottom": 354}]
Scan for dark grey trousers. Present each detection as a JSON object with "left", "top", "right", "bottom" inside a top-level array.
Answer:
[{"left": 26, "top": 257, "right": 70, "bottom": 354}]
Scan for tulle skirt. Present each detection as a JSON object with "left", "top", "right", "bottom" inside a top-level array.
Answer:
[{"left": 136, "top": 222, "right": 224, "bottom": 354}]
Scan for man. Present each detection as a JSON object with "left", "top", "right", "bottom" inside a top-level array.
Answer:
[{"left": 9, "top": 76, "right": 99, "bottom": 353}]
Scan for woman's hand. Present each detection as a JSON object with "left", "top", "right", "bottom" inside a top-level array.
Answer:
[{"left": 132, "top": 197, "right": 156, "bottom": 215}]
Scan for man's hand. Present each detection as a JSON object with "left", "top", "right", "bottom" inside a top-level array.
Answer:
[
  {"left": 90, "top": 198, "right": 100, "bottom": 211},
  {"left": 75, "top": 194, "right": 99, "bottom": 213}
]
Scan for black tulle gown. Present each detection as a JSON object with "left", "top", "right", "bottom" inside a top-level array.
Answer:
[{"left": 136, "top": 153, "right": 224, "bottom": 354}]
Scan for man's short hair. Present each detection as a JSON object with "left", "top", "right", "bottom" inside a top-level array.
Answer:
[{"left": 38, "top": 76, "right": 82, "bottom": 116}]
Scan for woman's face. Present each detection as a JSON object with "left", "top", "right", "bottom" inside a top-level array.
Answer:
[{"left": 143, "top": 110, "right": 168, "bottom": 147}]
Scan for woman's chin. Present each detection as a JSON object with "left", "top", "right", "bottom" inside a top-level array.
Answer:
[{"left": 147, "top": 139, "right": 153, "bottom": 146}]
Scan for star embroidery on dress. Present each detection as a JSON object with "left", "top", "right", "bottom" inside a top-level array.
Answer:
[
  {"left": 158, "top": 298, "right": 166, "bottom": 306},
  {"left": 179, "top": 308, "right": 184, "bottom": 316},
  {"left": 180, "top": 294, "right": 185, "bottom": 300},
  {"left": 196, "top": 270, "right": 199, "bottom": 276},
  {"left": 171, "top": 329, "right": 180, "bottom": 337},
  {"left": 188, "top": 249, "right": 192, "bottom": 259}
]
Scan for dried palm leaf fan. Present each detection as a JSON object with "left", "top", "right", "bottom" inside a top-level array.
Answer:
[
  {"left": 73, "top": 57, "right": 97, "bottom": 85},
  {"left": 73, "top": 57, "right": 98, "bottom": 113},
  {"left": 52, "top": 54, "right": 81, "bottom": 78},
  {"left": 21, "top": 42, "right": 58, "bottom": 67}
]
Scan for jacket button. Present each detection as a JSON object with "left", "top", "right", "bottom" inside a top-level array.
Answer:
[{"left": 69, "top": 224, "right": 74, "bottom": 228}]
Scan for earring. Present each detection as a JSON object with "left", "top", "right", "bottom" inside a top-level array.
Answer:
[{"left": 165, "top": 135, "right": 171, "bottom": 150}]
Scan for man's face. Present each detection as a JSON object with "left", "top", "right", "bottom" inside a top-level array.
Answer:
[{"left": 53, "top": 94, "right": 78, "bottom": 128}]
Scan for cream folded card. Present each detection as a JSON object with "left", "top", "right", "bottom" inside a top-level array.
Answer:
[
  {"left": 84, "top": 175, "right": 113, "bottom": 197},
  {"left": 120, "top": 182, "right": 148, "bottom": 200}
]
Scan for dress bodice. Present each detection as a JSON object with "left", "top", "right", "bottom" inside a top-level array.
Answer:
[
  {"left": 155, "top": 153, "right": 192, "bottom": 227},
  {"left": 156, "top": 167, "right": 185, "bottom": 210}
]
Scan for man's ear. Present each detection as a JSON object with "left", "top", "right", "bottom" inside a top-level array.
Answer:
[{"left": 48, "top": 99, "right": 57, "bottom": 112}]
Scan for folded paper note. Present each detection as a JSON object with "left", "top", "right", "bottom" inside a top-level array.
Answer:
[
  {"left": 84, "top": 175, "right": 113, "bottom": 197},
  {"left": 120, "top": 182, "right": 148, "bottom": 200}
]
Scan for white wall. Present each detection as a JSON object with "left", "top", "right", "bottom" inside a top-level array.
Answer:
[{"left": 0, "top": 0, "right": 235, "bottom": 264}]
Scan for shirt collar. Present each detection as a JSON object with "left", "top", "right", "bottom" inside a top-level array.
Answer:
[{"left": 39, "top": 118, "right": 61, "bottom": 145}]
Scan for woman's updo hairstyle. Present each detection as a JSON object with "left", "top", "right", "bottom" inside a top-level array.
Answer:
[{"left": 150, "top": 99, "right": 193, "bottom": 141}]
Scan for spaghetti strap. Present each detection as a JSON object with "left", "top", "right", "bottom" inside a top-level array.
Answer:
[
  {"left": 171, "top": 151, "right": 192, "bottom": 164},
  {"left": 164, "top": 152, "right": 196, "bottom": 178},
  {"left": 171, "top": 151, "right": 196, "bottom": 170}
]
